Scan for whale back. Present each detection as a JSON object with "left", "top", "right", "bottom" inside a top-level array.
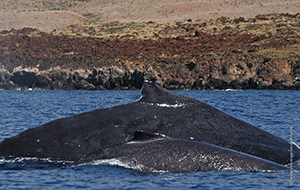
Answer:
[
  {"left": 76, "top": 131, "right": 288, "bottom": 172},
  {"left": 0, "top": 80, "right": 299, "bottom": 165}
]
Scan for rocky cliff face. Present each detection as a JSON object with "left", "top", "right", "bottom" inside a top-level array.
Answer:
[
  {"left": 1, "top": 14, "right": 300, "bottom": 90},
  {"left": 0, "top": 65, "right": 145, "bottom": 90},
  {"left": 1, "top": 57, "right": 299, "bottom": 90}
]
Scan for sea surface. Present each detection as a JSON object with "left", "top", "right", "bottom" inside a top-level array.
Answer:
[{"left": 0, "top": 89, "right": 299, "bottom": 189}]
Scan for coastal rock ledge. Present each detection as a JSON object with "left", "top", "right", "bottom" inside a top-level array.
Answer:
[
  {"left": 0, "top": 66, "right": 144, "bottom": 90},
  {"left": 0, "top": 59, "right": 299, "bottom": 90}
]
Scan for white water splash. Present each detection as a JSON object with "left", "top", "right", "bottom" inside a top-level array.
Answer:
[
  {"left": 86, "top": 158, "right": 145, "bottom": 171},
  {"left": 0, "top": 157, "right": 73, "bottom": 165},
  {"left": 292, "top": 142, "right": 300, "bottom": 150},
  {"left": 84, "top": 158, "right": 168, "bottom": 173}
]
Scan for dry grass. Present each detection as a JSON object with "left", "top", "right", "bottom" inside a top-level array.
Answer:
[
  {"left": 257, "top": 44, "right": 300, "bottom": 60},
  {"left": 50, "top": 13, "right": 300, "bottom": 40},
  {"left": 1, "top": 1, "right": 299, "bottom": 62},
  {"left": 1, "top": 0, "right": 300, "bottom": 31}
]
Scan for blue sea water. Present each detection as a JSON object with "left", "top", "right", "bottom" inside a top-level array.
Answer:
[{"left": 0, "top": 89, "right": 299, "bottom": 189}]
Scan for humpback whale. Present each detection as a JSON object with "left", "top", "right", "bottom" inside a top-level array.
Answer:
[
  {"left": 76, "top": 131, "right": 288, "bottom": 172},
  {"left": 0, "top": 80, "right": 299, "bottom": 171}
]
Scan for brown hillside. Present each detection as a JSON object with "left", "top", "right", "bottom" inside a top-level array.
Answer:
[
  {"left": 0, "top": 1, "right": 299, "bottom": 90},
  {"left": 1, "top": 0, "right": 300, "bottom": 31}
]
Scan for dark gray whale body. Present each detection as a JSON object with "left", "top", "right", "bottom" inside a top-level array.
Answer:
[
  {"left": 0, "top": 80, "right": 298, "bottom": 172},
  {"left": 76, "top": 131, "right": 288, "bottom": 172}
]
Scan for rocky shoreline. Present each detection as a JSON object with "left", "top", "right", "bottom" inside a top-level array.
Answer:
[
  {"left": 1, "top": 14, "right": 300, "bottom": 90},
  {"left": 1, "top": 56, "right": 299, "bottom": 90}
]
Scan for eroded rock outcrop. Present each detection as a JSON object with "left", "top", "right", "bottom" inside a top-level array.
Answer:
[
  {"left": 0, "top": 66, "right": 145, "bottom": 90},
  {"left": 1, "top": 57, "right": 299, "bottom": 90}
]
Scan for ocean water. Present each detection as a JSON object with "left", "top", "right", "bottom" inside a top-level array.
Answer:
[{"left": 0, "top": 89, "right": 299, "bottom": 189}]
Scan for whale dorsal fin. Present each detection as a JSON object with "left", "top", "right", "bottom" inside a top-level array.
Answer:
[
  {"left": 138, "top": 80, "right": 195, "bottom": 105},
  {"left": 130, "top": 130, "right": 163, "bottom": 142}
]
